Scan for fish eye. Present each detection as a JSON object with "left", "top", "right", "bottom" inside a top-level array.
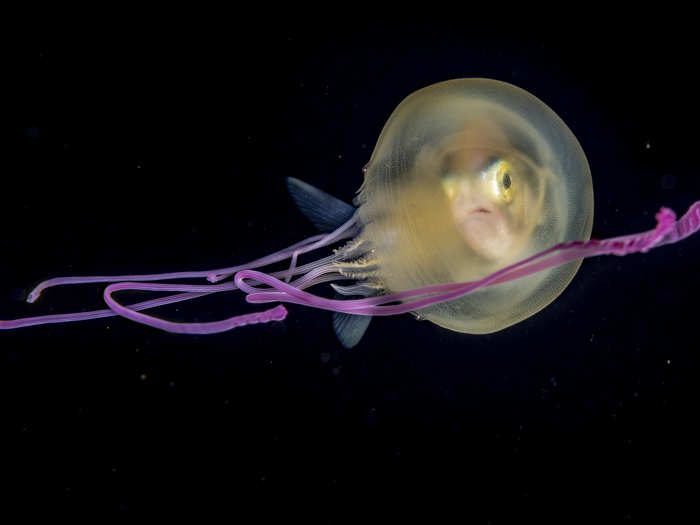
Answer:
[
  {"left": 502, "top": 172, "right": 511, "bottom": 189},
  {"left": 484, "top": 159, "right": 515, "bottom": 204}
]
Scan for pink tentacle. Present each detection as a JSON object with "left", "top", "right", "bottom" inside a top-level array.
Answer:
[
  {"left": 238, "top": 202, "right": 700, "bottom": 317},
  {"left": 103, "top": 281, "right": 287, "bottom": 334},
  {"left": 2, "top": 201, "right": 697, "bottom": 334}
]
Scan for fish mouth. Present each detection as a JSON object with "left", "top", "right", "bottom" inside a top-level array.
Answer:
[{"left": 452, "top": 204, "right": 514, "bottom": 260}]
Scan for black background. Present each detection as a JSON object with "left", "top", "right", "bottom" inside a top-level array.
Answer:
[{"left": 7, "top": 12, "right": 700, "bottom": 522}]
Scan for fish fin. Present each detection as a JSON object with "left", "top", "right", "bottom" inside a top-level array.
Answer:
[
  {"left": 286, "top": 177, "right": 355, "bottom": 232},
  {"left": 332, "top": 311, "right": 372, "bottom": 349}
]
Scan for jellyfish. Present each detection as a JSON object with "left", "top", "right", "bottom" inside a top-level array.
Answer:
[{"left": 2, "top": 79, "right": 699, "bottom": 347}]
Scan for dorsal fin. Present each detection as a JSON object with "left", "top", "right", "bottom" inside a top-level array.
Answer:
[
  {"left": 286, "top": 177, "right": 355, "bottom": 232},
  {"left": 287, "top": 177, "right": 368, "bottom": 347}
]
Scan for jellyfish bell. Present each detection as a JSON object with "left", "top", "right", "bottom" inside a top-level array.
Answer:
[
  {"left": 2, "top": 79, "right": 699, "bottom": 348},
  {"left": 348, "top": 78, "right": 594, "bottom": 335}
]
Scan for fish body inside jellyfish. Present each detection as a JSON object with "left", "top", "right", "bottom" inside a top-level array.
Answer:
[{"left": 2, "top": 79, "right": 698, "bottom": 347}]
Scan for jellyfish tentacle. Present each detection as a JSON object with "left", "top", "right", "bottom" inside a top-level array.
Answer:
[
  {"left": 654, "top": 201, "right": 699, "bottom": 246},
  {"left": 25, "top": 231, "right": 333, "bottom": 303},
  {"left": 2, "top": 237, "right": 350, "bottom": 331},
  {"left": 89, "top": 259, "right": 344, "bottom": 333},
  {"left": 205, "top": 232, "right": 330, "bottom": 283},
  {"left": 102, "top": 281, "right": 287, "bottom": 334},
  {"left": 284, "top": 214, "right": 360, "bottom": 282},
  {"left": 0, "top": 291, "right": 211, "bottom": 329},
  {"left": 4, "top": 201, "right": 697, "bottom": 333},
  {"left": 242, "top": 201, "right": 700, "bottom": 317},
  {"left": 26, "top": 272, "right": 215, "bottom": 304}
]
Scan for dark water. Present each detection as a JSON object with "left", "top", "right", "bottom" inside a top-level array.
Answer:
[{"left": 7, "top": 15, "right": 700, "bottom": 522}]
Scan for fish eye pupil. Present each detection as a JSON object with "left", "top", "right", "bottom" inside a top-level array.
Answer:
[{"left": 502, "top": 172, "right": 511, "bottom": 189}]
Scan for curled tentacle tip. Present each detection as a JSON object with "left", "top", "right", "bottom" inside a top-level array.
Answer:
[
  {"left": 26, "top": 291, "right": 39, "bottom": 304},
  {"left": 270, "top": 305, "right": 288, "bottom": 320},
  {"left": 655, "top": 207, "right": 676, "bottom": 226}
]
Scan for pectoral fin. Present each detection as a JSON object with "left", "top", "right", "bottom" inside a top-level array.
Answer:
[{"left": 332, "top": 311, "right": 372, "bottom": 349}]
